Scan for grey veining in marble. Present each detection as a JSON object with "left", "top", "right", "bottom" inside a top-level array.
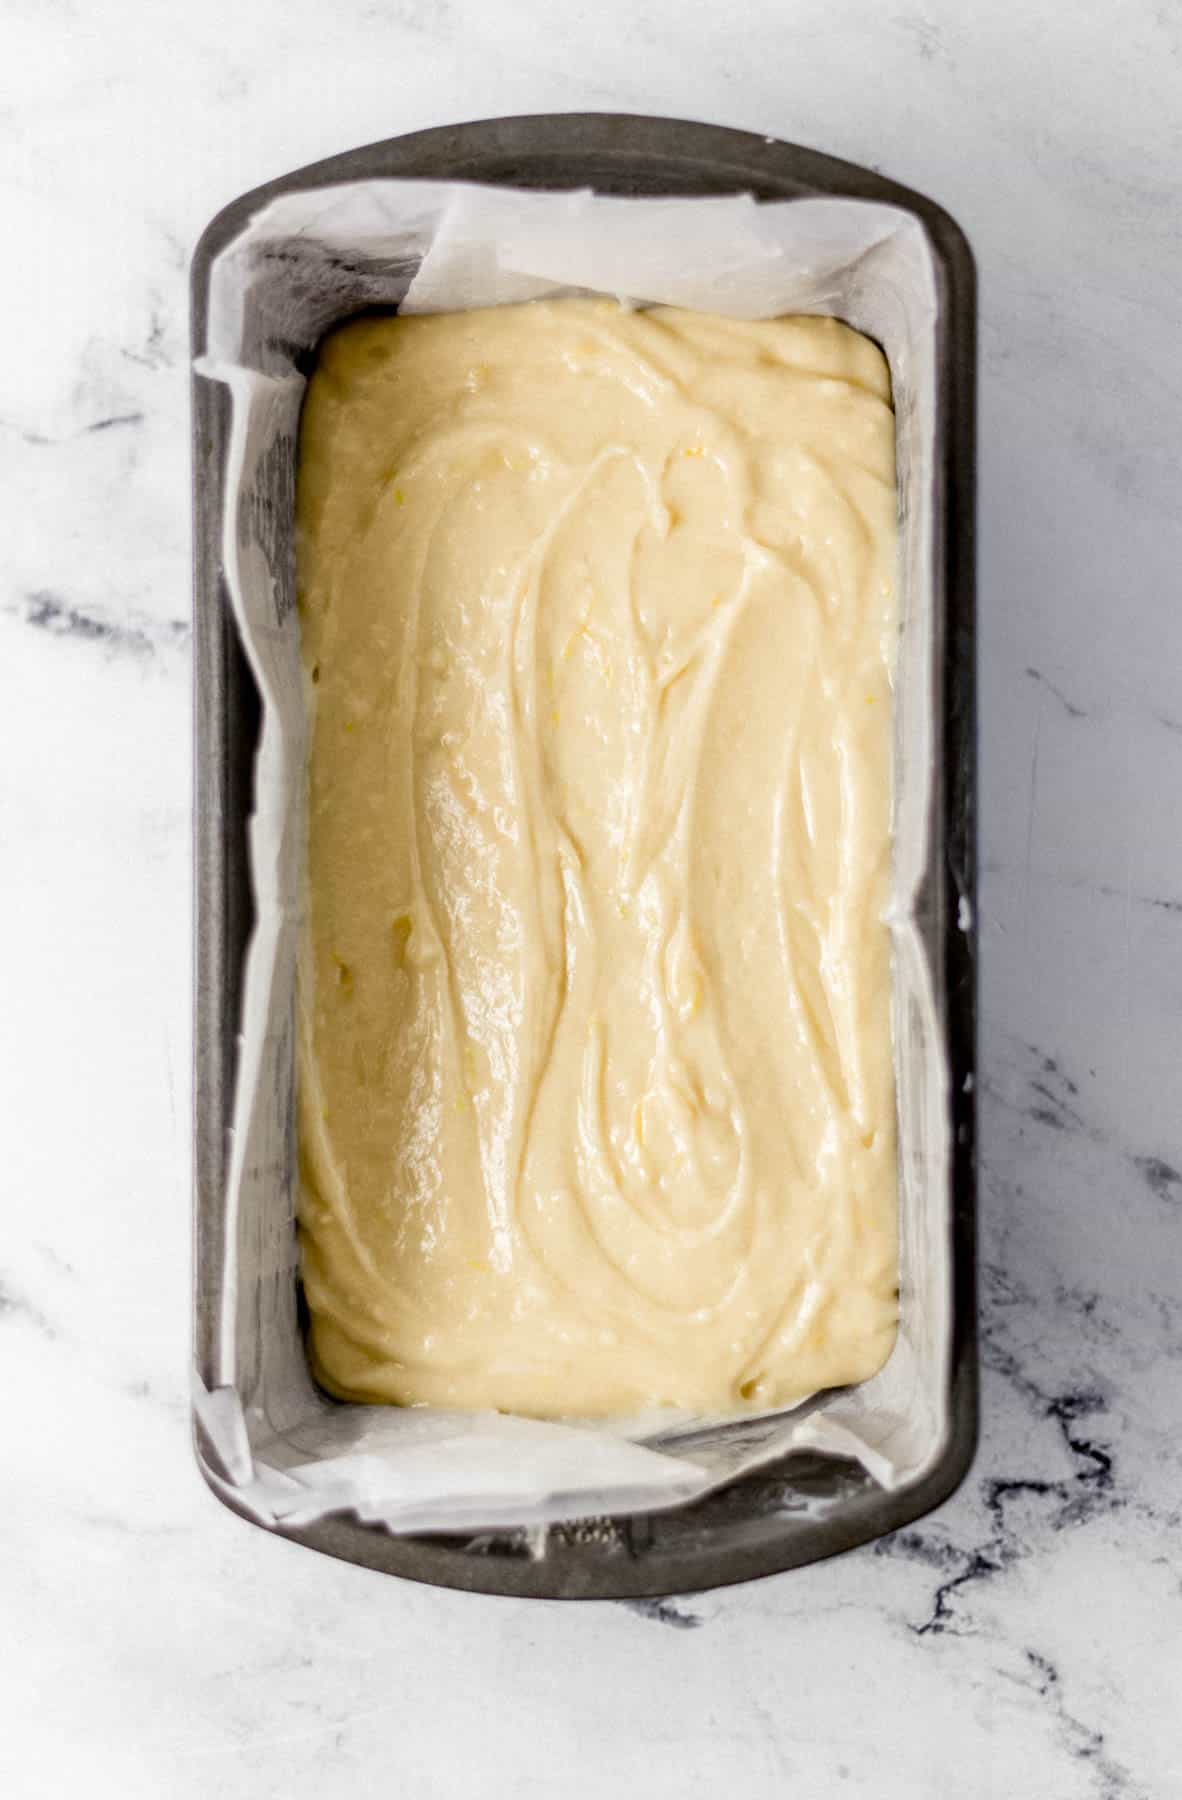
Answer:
[{"left": 2, "top": 1, "right": 1179, "bottom": 1795}]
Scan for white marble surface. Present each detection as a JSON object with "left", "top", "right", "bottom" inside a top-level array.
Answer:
[{"left": 3, "top": 1, "right": 1180, "bottom": 1793}]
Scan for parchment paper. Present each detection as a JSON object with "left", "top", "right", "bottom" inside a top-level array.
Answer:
[{"left": 193, "top": 179, "right": 950, "bottom": 1534}]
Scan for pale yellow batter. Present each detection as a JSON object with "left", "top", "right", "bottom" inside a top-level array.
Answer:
[{"left": 296, "top": 298, "right": 899, "bottom": 1417}]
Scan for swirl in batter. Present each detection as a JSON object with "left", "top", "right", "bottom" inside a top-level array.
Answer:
[{"left": 296, "top": 298, "right": 898, "bottom": 1416}]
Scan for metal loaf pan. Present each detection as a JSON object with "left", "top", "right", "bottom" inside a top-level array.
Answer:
[{"left": 192, "top": 113, "right": 977, "bottom": 1597}]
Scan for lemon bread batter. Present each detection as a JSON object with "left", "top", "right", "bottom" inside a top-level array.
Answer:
[{"left": 297, "top": 299, "right": 899, "bottom": 1415}]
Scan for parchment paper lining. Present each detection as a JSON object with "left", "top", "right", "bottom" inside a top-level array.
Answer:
[{"left": 194, "top": 180, "right": 949, "bottom": 1533}]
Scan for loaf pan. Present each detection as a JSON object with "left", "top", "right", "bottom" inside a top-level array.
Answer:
[{"left": 191, "top": 113, "right": 977, "bottom": 1596}]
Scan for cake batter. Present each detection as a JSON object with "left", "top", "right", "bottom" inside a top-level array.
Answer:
[{"left": 296, "top": 298, "right": 899, "bottom": 1415}]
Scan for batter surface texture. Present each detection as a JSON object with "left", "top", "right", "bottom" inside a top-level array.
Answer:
[{"left": 297, "top": 298, "right": 899, "bottom": 1416}]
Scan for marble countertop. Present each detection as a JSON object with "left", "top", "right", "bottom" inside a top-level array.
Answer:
[{"left": 4, "top": 1, "right": 1179, "bottom": 1794}]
